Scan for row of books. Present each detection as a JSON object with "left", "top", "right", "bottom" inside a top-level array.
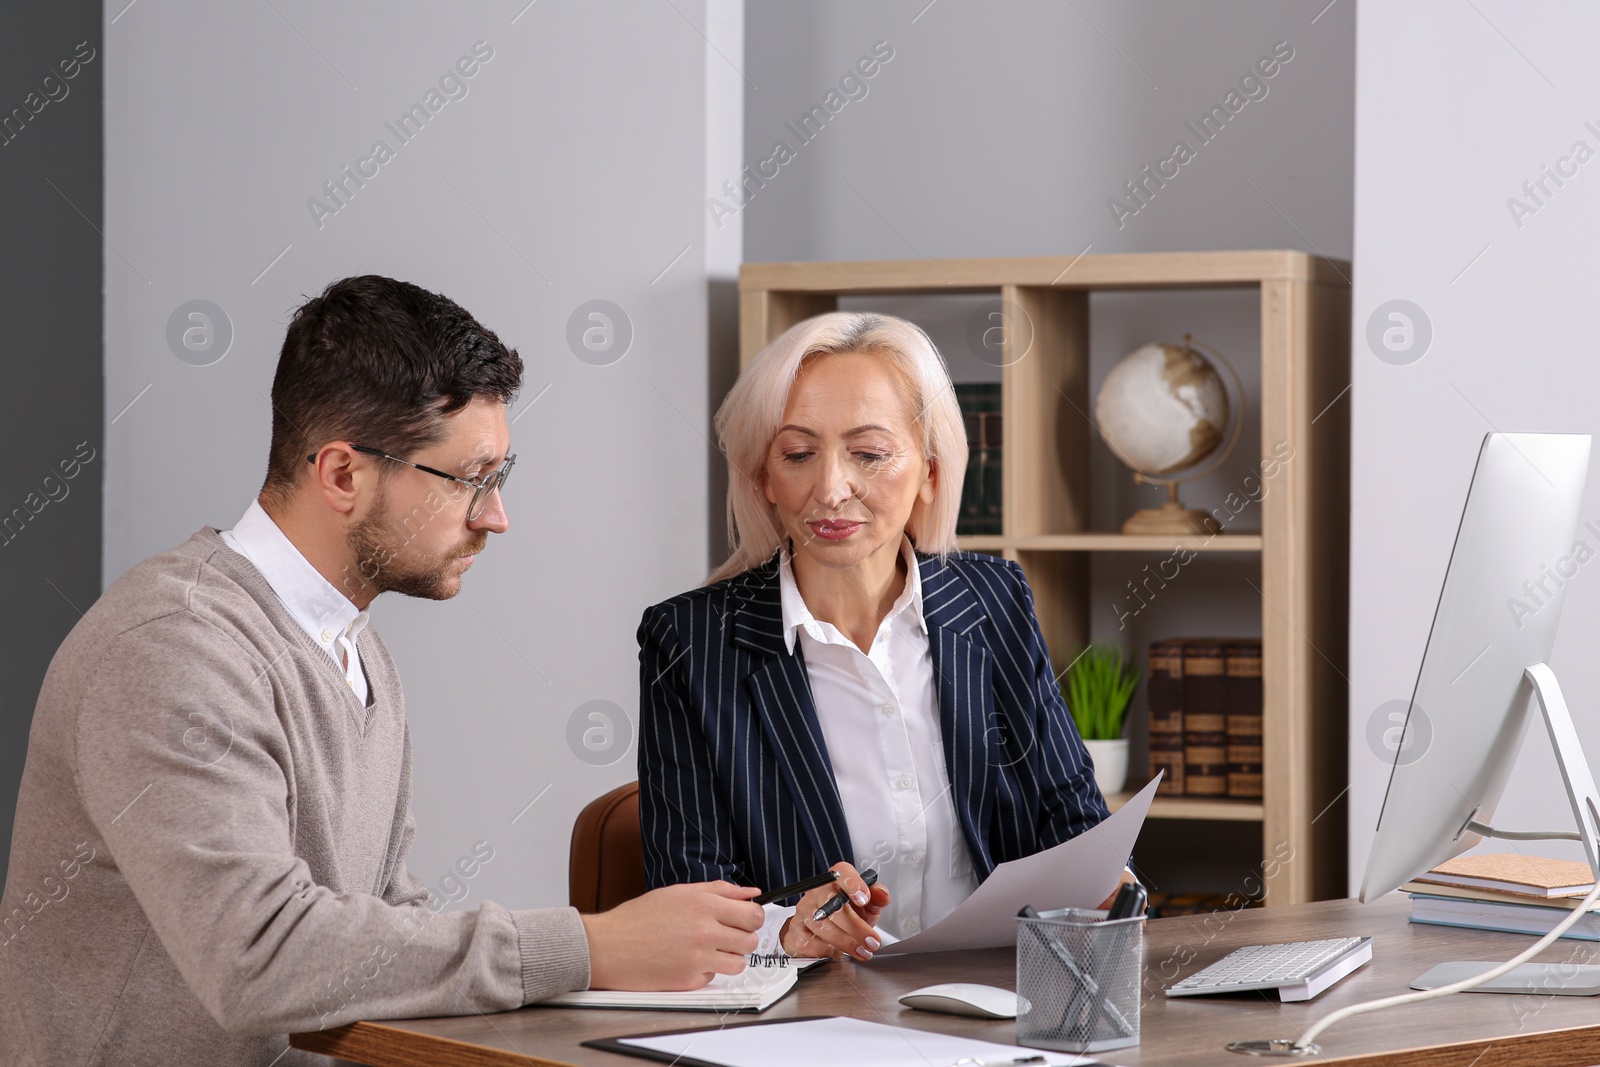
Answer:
[
  {"left": 1146, "top": 890, "right": 1265, "bottom": 919},
  {"left": 1148, "top": 637, "right": 1263, "bottom": 799},
  {"left": 954, "top": 383, "right": 1002, "bottom": 536},
  {"left": 1404, "top": 853, "right": 1600, "bottom": 939}
]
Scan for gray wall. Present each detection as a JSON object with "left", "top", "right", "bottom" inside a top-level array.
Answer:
[
  {"left": 0, "top": 4, "right": 103, "bottom": 887},
  {"left": 104, "top": 0, "right": 740, "bottom": 911},
  {"left": 1349, "top": 2, "right": 1600, "bottom": 889},
  {"left": 744, "top": 0, "right": 1352, "bottom": 262},
  {"left": 743, "top": 0, "right": 1354, "bottom": 891}
]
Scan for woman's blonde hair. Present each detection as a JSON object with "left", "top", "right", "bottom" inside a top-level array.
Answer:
[{"left": 707, "top": 311, "right": 968, "bottom": 584}]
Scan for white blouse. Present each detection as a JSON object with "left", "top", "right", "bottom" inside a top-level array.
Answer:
[{"left": 755, "top": 537, "right": 980, "bottom": 952}]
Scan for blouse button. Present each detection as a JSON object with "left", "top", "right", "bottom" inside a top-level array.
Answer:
[
  {"left": 882, "top": 704, "right": 895, "bottom": 717},
  {"left": 899, "top": 776, "right": 913, "bottom": 790}
]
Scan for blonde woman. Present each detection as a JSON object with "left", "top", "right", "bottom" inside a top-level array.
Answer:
[{"left": 637, "top": 312, "right": 1123, "bottom": 964}]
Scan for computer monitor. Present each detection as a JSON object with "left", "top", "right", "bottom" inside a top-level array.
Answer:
[
  {"left": 1230, "top": 433, "right": 1600, "bottom": 1055},
  {"left": 1360, "top": 432, "right": 1599, "bottom": 902}
]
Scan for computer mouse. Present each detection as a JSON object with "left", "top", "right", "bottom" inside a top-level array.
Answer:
[{"left": 898, "top": 982, "right": 1018, "bottom": 1019}]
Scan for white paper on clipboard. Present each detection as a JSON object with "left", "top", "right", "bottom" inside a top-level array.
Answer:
[
  {"left": 614, "top": 1015, "right": 1106, "bottom": 1067},
  {"left": 877, "top": 775, "right": 1160, "bottom": 955}
]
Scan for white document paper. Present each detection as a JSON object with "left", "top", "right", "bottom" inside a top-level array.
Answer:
[
  {"left": 618, "top": 1015, "right": 1107, "bottom": 1067},
  {"left": 878, "top": 775, "right": 1160, "bottom": 955}
]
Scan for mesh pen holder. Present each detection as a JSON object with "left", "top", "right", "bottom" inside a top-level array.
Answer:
[{"left": 1016, "top": 907, "right": 1143, "bottom": 1054}]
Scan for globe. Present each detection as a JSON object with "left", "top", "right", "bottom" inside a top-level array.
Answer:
[
  {"left": 1095, "top": 342, "right": 1228, "bottom": 476},
  {"left": 1093, "top": 338, "right": 1238, "bottom": 536}
]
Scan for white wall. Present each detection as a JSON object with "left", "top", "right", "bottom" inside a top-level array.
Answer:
[
  {"left": 1350, "top": 2, "right": 1600, "bottom": 889},
  {"left": 104, "top": 0, "right": 740, "bottom": 910}
]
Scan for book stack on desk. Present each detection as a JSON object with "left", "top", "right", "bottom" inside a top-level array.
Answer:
[{"left": 1403, "top": 853, "right": 1600, "bottom": 939}]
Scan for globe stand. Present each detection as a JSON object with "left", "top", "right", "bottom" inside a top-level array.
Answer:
[{"left": 1122, "top": 479, "right": 1223, "bottom": 536}]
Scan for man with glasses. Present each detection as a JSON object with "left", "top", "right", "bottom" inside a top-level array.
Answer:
[{"left": 0, "top": 275, "right": 763, "bottom": 1066}]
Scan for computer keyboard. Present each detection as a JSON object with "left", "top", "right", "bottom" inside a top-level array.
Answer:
[{"left": 1165, "top": 936, "right": 1373, "bottom": 1002}]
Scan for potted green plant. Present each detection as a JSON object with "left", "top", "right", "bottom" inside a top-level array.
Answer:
[{"left": 1063, "top": 644, "right": 1142, "bottom": 796}]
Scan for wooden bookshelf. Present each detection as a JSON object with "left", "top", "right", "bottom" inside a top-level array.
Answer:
[
  {"left": 958, "top": 534, "right": 1264, "bottom": 553},
  {"left": 1105, "top": 791, "right": 1265, "bottom": 823},
  {"left": 739, "top": 251, "right": 1351, "bottom": 905}
]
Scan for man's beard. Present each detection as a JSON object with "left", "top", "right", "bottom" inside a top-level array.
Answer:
[{"left": 346, "top": 486, "right": 487, "bottom": 601}]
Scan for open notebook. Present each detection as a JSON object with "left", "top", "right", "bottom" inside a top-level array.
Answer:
[{"left": 536, "top": 959, "right": 826, "bottom": 1012}]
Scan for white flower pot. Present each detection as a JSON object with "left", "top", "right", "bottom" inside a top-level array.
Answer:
[{"left": 1083, "top": 738, "right": 1130, "bottom": 797}]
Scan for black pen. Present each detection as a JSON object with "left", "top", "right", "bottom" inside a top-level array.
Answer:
[
  {"left": 753, "top": 869, "right": 840, "bottom": 906},
  {"left": 811, "top": 867, "right": 878, "bottom": 921}
]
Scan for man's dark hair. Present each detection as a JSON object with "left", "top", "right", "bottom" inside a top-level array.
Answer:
[{"left": 262, "top": 275, "right": 523, "bottom": 502}]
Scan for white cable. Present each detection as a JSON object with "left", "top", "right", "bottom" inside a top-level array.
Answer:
[
  {"left": 1296, "top": 878, "right": 1600, "bottom": 1051},
  {"left": 1472, "top": 824, "right": 1584, "bottom": 842}
]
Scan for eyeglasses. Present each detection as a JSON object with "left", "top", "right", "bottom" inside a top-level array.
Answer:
[{"left": 306, "top": 444, "right": 516, "bottom": 521}]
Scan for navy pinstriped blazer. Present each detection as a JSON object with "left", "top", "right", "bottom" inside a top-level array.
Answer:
[{"left": 636, "top": 549, "right": 1111, "bottom": 900}]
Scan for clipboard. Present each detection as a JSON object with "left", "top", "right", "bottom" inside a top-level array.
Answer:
[{"left": 583, "top": 1014, "right": 1095, "bottom": 1067}]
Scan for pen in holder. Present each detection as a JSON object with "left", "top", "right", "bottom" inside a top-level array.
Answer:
[{"left": 1015, "top": 906, "right": 1143, "bottom": 1054}]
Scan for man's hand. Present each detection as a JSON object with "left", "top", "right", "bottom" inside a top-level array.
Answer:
[
  {"left": 582, "top": 881, "right": 763, "bottom": 991},
  {"left": 778, "top": 862, "right": 891, "bottom": 962}
]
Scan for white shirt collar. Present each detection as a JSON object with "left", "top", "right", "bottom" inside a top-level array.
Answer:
[
  {"left": 777, "top": 536, "right": 927, "bottom": 654},
  {"left": 219, "top": 500, "right": 368, "bottom": 650}
]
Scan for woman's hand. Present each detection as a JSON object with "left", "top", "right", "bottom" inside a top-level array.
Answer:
[
  {"left": 1097, "top": 868, "right": 1140, "bottom": 911},
  {"left": 778, "top": 862, "right": 891, "bottom": 961}
]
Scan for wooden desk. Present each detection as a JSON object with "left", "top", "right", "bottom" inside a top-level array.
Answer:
[{"left": 293, "top": 895, "right": 1600, "bottom": 1066}]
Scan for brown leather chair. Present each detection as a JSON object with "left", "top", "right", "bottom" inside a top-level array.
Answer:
[{"left": 568, "top": 780, "right": 651, "bottom": 913}]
